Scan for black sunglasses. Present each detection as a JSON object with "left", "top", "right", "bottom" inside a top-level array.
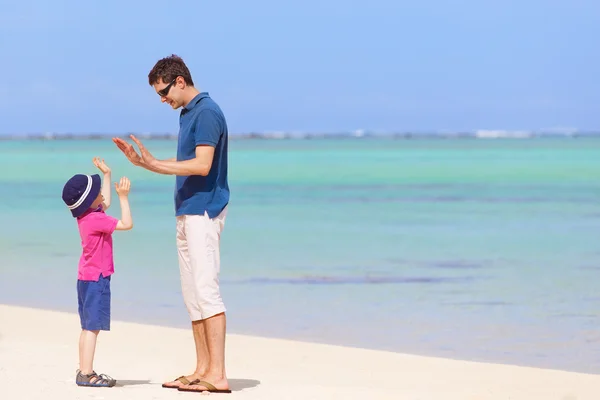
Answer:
[{"left": 158, "top": 78, "right": 178, "bottom": 97}]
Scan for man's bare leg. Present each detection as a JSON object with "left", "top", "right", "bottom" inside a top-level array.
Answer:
[
  {"left": 192, "top": 319, "right": 210, "bottom": 375},
  {"left": 164, "top": 217, "right": 212, "bottom": 389},
  {"left": 184, "top": 312, "right": 229, "bottom": 391},
  {"left": 162, "top": 321, "right": 209, "bottom": 388}
]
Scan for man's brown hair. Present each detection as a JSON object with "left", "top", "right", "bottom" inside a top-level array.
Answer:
[{"left": 148, "top": 54, "right": 194, "bottom": 86}]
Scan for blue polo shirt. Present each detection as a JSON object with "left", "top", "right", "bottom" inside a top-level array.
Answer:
[{"left": 175, "top": 92, "right": 229, "bottom": 218}]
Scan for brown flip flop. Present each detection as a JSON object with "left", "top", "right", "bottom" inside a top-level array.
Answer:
[
  {"left": 162, "top": 375, "right": 192, "bottom": 389},
  {"left": 178, "top": 380, "right": 232, "bottom": 393}
]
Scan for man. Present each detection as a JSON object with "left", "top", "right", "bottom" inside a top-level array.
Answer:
[{"left": 113, "top": 54, "right": 231, "bottom": 394}]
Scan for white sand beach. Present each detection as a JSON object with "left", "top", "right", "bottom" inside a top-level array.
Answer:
[{"left": 0, "top": 304, "right": 598, "bottom": 400}]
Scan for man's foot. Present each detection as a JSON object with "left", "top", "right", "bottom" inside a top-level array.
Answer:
[
  {"left": 162, "top": 373, "right": 203, "bottom": 389},
  {"left": 178, "top": 375, "right": 231, "bottom": 393}
]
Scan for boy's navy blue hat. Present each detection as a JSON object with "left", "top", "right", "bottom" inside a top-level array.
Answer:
[{"left": 62, "top": 174, "right": 102, "bottom": 218}]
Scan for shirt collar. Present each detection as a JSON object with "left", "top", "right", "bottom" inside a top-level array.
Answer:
[
  {"left": 183, "top": 92, "right": 209, "bottom": 111},
  {"left": 77, "top": 205, "right": 103, "bottom": 219}
]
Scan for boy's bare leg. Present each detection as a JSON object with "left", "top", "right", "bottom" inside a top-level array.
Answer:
[{"left": 79, "top": 330, "right": 99, "bottom": 374}]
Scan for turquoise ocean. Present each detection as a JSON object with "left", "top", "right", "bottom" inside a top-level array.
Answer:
[{"left": 1, "top": 137, "right": 599, "bottom": 374}]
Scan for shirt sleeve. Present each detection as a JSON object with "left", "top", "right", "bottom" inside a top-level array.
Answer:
[
  {"left": 194, "top": 110, "right": 222, "bottom": 147},
  {"left": 90, "top": 212, "right": 119, "bottom": 234}
]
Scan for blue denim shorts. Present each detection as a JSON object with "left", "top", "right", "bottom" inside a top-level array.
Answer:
[{"left": 77, "top": 273, "right": 111, "bottom": 331}]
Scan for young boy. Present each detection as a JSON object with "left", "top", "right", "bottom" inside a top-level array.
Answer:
[{"left": 61, "top": 157, "right": 133, "bottom": 388}]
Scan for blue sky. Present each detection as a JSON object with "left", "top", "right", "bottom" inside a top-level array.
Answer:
[{"left": 1, "top": 1, "right": 598, "bottom": 134}]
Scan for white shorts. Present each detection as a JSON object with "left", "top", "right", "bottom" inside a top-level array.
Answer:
[{"left": 176, "top": 206, "right": 227, "bottom": 321}]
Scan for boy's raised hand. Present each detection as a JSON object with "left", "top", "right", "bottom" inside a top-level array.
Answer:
[
  {"left": 115, "top": 177, "right": 131, "bottom": 197},
  {"left": 93, "top": 157, "right": 111, "bottom": 174}
]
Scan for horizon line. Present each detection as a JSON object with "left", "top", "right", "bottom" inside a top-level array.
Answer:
[{"left": 1, "top": 129, "right": 600, "bottom": 141}]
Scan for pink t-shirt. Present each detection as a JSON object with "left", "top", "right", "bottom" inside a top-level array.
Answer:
[{"left": 76, "top": 207, "right": 119, "bottom": 281}]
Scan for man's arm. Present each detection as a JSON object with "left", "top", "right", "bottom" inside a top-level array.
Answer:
[
  {"left": 113, "top": 138, "right": 176, "bottom": 174},
  {"left": 135, "top": 109, "right": 220, "bottom": 176},
  {"left": 144, "top": 146, "right": 214, "bottom": 176},
  {"left": 139, "top": 157, "right": 177, "bottom": 175}
]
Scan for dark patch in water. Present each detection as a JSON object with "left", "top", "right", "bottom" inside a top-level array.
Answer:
[
  {"left": 50, "top": 252, "right": 71, "bottom": 258},
  {"left": 226, "top": 275, "right": 482, "bottom": 285},
  {"left": 241, "top": 191, "right": 598, "bottom": 205},
  {"left": 579, "top": 266, "right": 600, "bottom": 271},
  {"left": 13, "top": 241, "right": 47, "bottom": 248},
  {"left": 315, "top": 197, "right": 559, "bottom": 204},
  {"left": 387, "top": 258, "right": 491, "bottom": 270},
  {"left": 385, "top": 258, "right": 410, "bottom": 265},
  {"left": 426, "top": 260, "right": 486, "bottom": 270},
  {"left": 552, "top": 313, "right": 598, "bottom": 319},
  {"left": 158, "top": 303, "right": 178, "bottom": 308},
  {"left": 444, "top": 301, "right": 511, "bottom": 306},
  {"left": 238, "top": 183, "right": 462, "bottom": 191},
  {"left": 439, "top": 290, "right": 471, "bottom": 295}
]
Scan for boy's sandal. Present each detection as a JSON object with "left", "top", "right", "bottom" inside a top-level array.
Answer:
[{"left": 76, "top": 370, "right": 117, "bottom": 387}]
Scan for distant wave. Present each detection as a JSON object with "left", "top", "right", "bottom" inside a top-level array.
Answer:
[
  {"left": 1, "top": 130, "right": 600, "bottom": 141},
  {"left": 225, "top": 275, "right": 486, "bottom": 285}
]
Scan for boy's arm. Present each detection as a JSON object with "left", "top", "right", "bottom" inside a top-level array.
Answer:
[
  {"left": 92, "top": 158, "right": 112, "bottom": 210},
  {"left": 101, "top": 171, "right": 111, "bottom": 210},
  {"left": 114, "top": 177, "right": 133, "bottom": 231},
  {"left": 114, "top": 195, "right": 133, "bottom": 230}
]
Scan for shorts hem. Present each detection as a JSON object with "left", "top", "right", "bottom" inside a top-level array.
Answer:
[
  {"left": 188, "top": 306, "right": 226, "bottom": 322},
  {"left": 81, "top": 325, "right": 111, "bottom": 331}
]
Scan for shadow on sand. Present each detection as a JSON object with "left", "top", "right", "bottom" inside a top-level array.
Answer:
[
  {"left": 115, "top": 378, "right": 260, "bottom": 391},
  {"left": 115, "top": 379, "right": 152, "bottom": 387},
  {"left": 229, "top": 378, "right": 261, "bottom": 391}
]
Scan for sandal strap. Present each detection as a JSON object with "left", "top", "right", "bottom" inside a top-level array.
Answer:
[
  {"left": 98, "top": 374, "right": 114, "bottom": 382},
  {"left": 196, "top": 380, "right": 218, "bottom": 391},
  {"left": 77, "top": 371, "right": 99, "bottom": 383},
  {"left": 175, "top": 376, "right": 191, "bottom": 385}
]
